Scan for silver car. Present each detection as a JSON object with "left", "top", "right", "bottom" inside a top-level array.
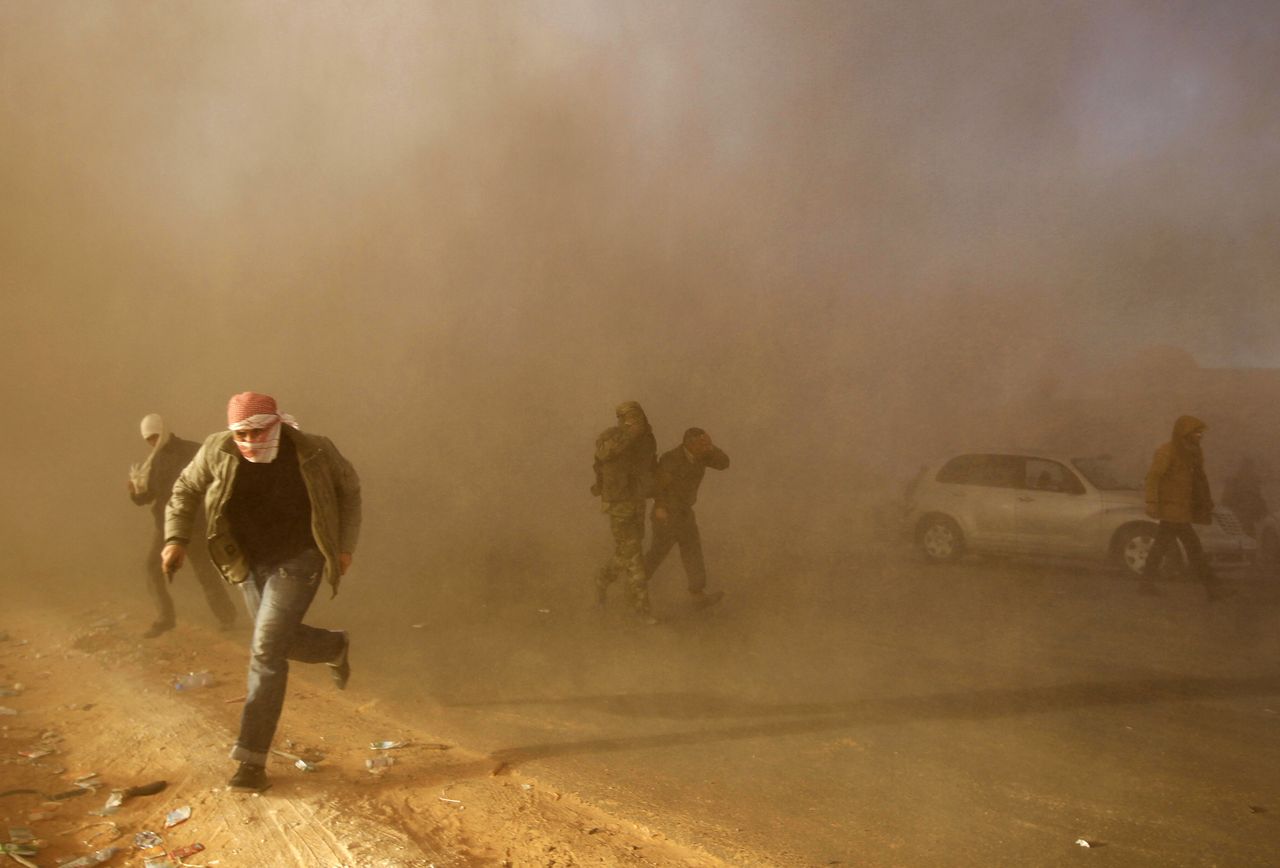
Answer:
[{"left": 905, "top": 451, "right": 1255, "bottom": 575}]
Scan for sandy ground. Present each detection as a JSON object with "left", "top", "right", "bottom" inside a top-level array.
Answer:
[
  {"left": 6, "top": 548, "right": 1280, "bottom": 867},
  {"left": 0, "top": 596, "right": 729, "bottom": 868}
]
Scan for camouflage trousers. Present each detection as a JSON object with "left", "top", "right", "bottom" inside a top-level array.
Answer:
[{"left": 597, "top": 500, "right": 650, "bottom": 614}]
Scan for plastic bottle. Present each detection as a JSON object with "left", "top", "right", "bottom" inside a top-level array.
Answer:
[
  {"left": 174, "top": 671, "right": 214, "bottom": 690},
  {"left": 365, "top": 755, "right": 396, "bottom": 770}
]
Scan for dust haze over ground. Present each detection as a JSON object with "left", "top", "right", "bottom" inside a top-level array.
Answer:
[{"left": 3, "top": 2, "right": 1280, "bottom": 861}]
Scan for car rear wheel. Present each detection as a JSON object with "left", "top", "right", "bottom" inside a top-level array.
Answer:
[{"left": 919, "top": 516, "right": 964, "bottom": 562}]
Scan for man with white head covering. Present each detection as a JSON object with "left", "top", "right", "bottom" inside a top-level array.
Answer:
[
  {"left": 128, "top": 413, "right": 237, "bottom": 637},
  {"left": 163, "top": 392, "right": 362, "bottom": 792}
]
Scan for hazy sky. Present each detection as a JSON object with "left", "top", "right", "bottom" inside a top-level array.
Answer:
[{"left": 2, "top": 0, "right": 1278, "bottom": 584}]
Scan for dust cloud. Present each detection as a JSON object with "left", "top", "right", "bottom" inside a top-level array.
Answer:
[{"left": 2, "top": 1, "right": 1279, "bottom": 713}]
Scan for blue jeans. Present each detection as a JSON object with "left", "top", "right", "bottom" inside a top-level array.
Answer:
[{"left": 231, "top": 548, "right": 343, "bottom": 765}]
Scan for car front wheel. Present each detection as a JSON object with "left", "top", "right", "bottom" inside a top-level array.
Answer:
[{"left": 919, "top": 516, "right": 964, "bottom": 562}]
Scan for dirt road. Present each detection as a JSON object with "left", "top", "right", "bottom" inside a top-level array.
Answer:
[
  {"left": 4, "top": 550, "right": 1280, "bottom": 867},
  {"left": 0, "top": 593, "right": 727, "bottom": 867}
]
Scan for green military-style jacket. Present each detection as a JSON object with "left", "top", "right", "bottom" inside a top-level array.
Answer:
[{"left": 165, "top": 428, "right": 362, "bottom": 592}]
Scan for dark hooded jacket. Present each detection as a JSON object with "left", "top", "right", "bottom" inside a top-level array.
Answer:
[
  {"left": 130, "top": 435, "right": 201, "bottom": 529},
  {"left": 1144, "top": 415, "right": 1213, "bottom": 525}
]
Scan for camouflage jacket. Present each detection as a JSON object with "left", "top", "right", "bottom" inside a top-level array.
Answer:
[{"left": 593, "top": 424, "right": 657, "bottom": 503}]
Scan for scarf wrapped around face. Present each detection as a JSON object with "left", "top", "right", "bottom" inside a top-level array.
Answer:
[{"left": 226, "top": 392, "right": 299, "bottom": 464}]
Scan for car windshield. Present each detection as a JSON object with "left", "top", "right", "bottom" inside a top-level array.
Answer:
[{"left": 1072, "top": 456, "right": 1137, "bottom": 491}]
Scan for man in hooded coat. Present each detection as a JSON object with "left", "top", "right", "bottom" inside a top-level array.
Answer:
[
  {"left": 1142, "top": 415, "right": 1232, "bottom": 600},
  {"left": 128, "top": 413, "right": 237, "bottom": 637}
]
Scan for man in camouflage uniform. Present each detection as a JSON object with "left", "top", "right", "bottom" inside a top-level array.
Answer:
[{"left": 592, "top": 401, "right": 658, "bottom": 622}]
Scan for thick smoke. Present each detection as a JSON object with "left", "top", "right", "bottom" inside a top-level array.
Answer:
[{"left": 1, "top": 0, "right": 1278, "bottom": 611}]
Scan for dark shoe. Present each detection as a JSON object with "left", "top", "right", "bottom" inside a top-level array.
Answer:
[
  {"left": 142, "top": 620, "right": 175, "bottom": 639},
  {"left": 691, "top": 590, "right": 724, "bottom": 611},
  {"left": 228, "top": 762, "right": 270, "bottom": 792},
  {"left": 328, "top": 632, "right": 350, "bottom": 690}
]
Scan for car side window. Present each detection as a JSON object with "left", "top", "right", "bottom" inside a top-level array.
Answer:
[
  {"left": 937, "top": 454, "right": 1025, "bottom": 489},
  {"left": 1025, "top": 458, "right": 1086, "bottom": 495}
]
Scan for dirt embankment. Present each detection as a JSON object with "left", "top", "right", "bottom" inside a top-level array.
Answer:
[{"left": 0, "top": 599, "right": 728, "bottom": 867}]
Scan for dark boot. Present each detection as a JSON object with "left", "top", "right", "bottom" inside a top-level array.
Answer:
[
  {"left": 328, "top": 632, "right": 351, "bottom": 690},
  {"left": 142, "top": 620, "right": 175, "bottom": 639},
  {"left": 228, "top": 762, "right": 270, "bottom": 792},
  {"left": 691, "top": 590, "right": 724, "bottom": 611}
]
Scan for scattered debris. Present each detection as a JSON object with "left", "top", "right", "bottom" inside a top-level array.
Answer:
[
  {"left": 173, "top": 672, "right": 213, "bottom": 691},
  {"left": 0, "top": 843, "right": 40, "bottom": 868},
  {"left": 163, "top": 806, "right": 191, "bottom": 829},
  {"left": 134, "top": 830, "right": 164, "bottom": 849},
  {"left": 365, "top": 756, "right": 395, "bottom": 771},
  {"left": 294, "top": 759, "right": 318, "bottom": 772},
  {"left": 72, "top": 774, "right": 102, "bottom": 791},
  {"left": 99, "top": 778, "right": 170, "bottom": 819},
  {"left": 0, "top": 707, "right": 18, "bottom": 716},
  {"left": 169, "top": 842, "right": 205, "bottom": 860},
  {"left": 370, "top": 740, "right": 409, "bottom": 750},
  {"left": 1249, "top": 805, "right": 1267, "bottom": 814},
  {"left": 58, "top": 845, "right": 123, "bottom": 867},
  {"left": 78, "top": 821, "right": 120, "bottom": 846},
  {"left": 1075, "top": 838, "right": 1104, "bottom": 848}
]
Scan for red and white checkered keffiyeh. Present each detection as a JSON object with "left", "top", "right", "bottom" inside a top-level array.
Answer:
[{"left": 226, "top": 392, "right": 299, "bottom": 464}]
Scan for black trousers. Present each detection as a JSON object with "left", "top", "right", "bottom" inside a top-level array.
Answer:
[
  {"left": 644, "top": 507, "right": 707, "bottom": 594},
  {"left": 1144, "top": 521, "right": 1216, "bottom": 583},
  {"left": 145, "top": 529, "right": 237, "bottom": 626}
]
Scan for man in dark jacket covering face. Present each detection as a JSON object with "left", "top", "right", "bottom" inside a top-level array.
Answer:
[
  {"left": 644, "top": 427, "right": 730, "bottom": 611},
  {"left": 128, "top": 413, "right": 237, "bottom": 637},
  {"left": 1142, "top": 415, "right": 1232, "bottom": 600}
]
